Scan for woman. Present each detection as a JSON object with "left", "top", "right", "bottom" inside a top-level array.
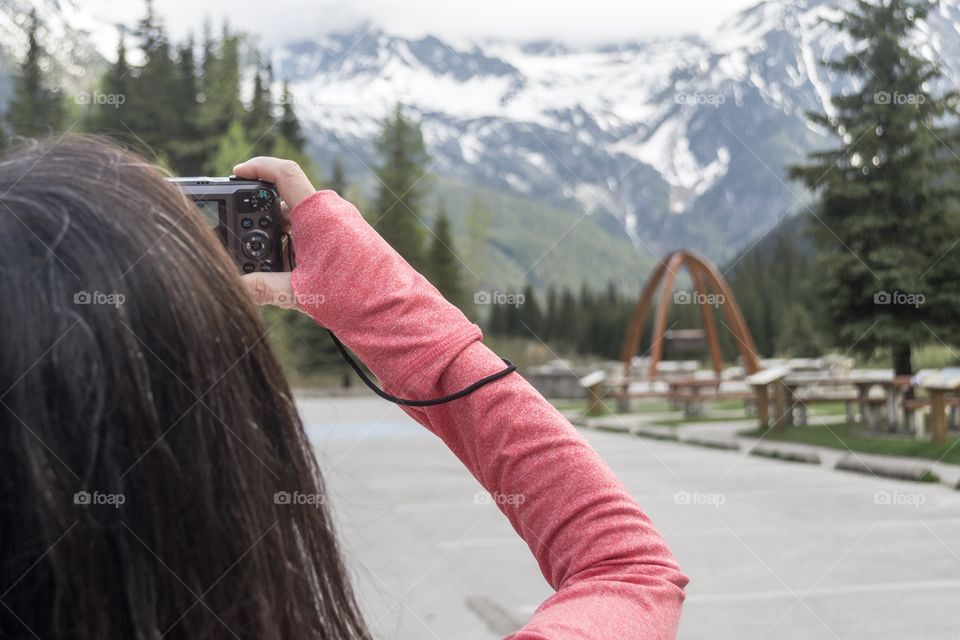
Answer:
[{"left": 0, "top": 136, "right": 687, "bottom": 639}]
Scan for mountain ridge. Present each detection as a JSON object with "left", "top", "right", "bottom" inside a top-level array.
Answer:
[
  {"left": 3, "top": 0, "right": 960, "bottom": 269},
  {"left": 274, "top": 0, "right": 960, "bottom": 259}
]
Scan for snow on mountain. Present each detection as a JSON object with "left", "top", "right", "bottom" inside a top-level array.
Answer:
[
  {"left": 273, "top": 0, "right": 960, "bottom": 258},
  {"left": 3, "top": 0, "right": 960, "bottom": 260}
]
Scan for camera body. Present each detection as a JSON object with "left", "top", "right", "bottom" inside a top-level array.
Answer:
[{"left": 168, "top": 177, "right": 286, "bottom": 273}]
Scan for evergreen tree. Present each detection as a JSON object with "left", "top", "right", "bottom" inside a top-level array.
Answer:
[
  {"left": 120, "top": 1, "right": 182, "bottom": 162},
  {"left": 278, "top": 82, "right": 305, "bottom": 150},
  {"left": 199, "top": 24, "right": 243, "bottom": 163},
  {"left": 425, "top": 202, "right": 466, "bottom": 309},
  {"left": 488, "top": 302, "right": 506, "bottom": 335},
  {"left": 517, "top": 283, "right": 543, "bottom": 337},
  {"left": 575, "top": 283, "right": 594, "bottom": 353},
  {"left": 464, "top": 196, "right": 491, "bottom": 292},
  {"left": 246, "top": 62, "right": 276, "bottom": 154},
  {"left": 270, "top": 123, "right": 320, "bottom": 183},
  {"left": 373, "top": 104, "right": 429, "bottom": 270},
  {"left": 208, "top": 119, "right": 252, "bottom": 174},
  {"left": 788, "top": 0, "right": 960, "bottom": 375},
  {"left": 725, "top": 225, "right": 819, "bottom": 359},
  {"left": 776, "top": 303, "right": 823, "bottom": 358},
  {"left": 329, "top": 157, "right": 347, "bottom": 194},
  {"left": 279, "top": 310, "right": 352, "bottom": 386},
  {"left": 88, "top": 30, "right": 131, "bottom": 135},
  {"left": 7, "top": 9, "right": 64, "bottom": 137},
  {"left": 542, "top": 285, "right": 559, "bottom": 341},
  {"left": 558, "top": 287, "right": 578, "bottom": 347},
  {"left": 171, "top": 36, "right": 206, "bottom": 172}
]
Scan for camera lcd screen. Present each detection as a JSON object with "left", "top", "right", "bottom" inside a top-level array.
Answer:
[{"left": 194, "top": 199, "right": 225, "bottom": 228}]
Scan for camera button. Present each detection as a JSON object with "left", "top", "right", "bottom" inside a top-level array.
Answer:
[
  {"left": 259, "top": 261, "right": 273, "bottom": 272},
  {"left": 240, "top": 217, "right": 253, "bottom": 229},
  {"left": 258, "top": 216, "right": 271, "bottom": 228},
  {"left": 243, "top": 262, "right": 256, "bottom": 273}
]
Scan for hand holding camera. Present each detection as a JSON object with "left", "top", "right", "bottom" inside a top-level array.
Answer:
[
  {"left": 232, "top": 157, "right": 317, "bottom": 310},
  {"left": 170, "top": 157, "right": 316, "bottom": 310}
]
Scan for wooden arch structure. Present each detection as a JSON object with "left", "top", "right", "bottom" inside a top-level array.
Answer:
[{"left": 620, "top": 250, "right": 761, "bottom": 379}]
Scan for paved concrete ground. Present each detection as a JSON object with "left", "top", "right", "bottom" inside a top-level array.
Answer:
[{"left": 300, "top": 396, "right": 960, "bottom": 639}]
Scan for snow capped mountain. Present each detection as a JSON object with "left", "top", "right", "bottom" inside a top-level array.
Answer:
[
  {"left": 3, "top": 0, "right": 960, "bottom": 261},
  {"left": 273, "top": 0, "right": 960, "bottom": 258}
]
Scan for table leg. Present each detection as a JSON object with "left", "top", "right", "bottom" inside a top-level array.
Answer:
[
  {"left": 886, "top": 388, "right": 897, "bottom": 431},
  {"left": 754, "top": 385, "right": 769, "bottom": 429},
  {"left": 773, "top": 381, "right": 788, "bottom": 429},
  {"left": 930, "top": 390, "right": 947, "bottom": 446}
]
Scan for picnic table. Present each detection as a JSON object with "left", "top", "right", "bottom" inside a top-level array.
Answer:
[
  {"left": 748, "top": 367, "right": 907, "bottom": 430},
  {"left": 665, "top": 376, "right": 722, "bottom": 418},
  {"left": 579, "top": 370, "right": 607, "bottom": 416},
  {"left": 778, "top": 369, "right": 902, "bottom": 429},
  {"left": 918, "top": 368, "right": 960, "bottom": 445},
  {"left": 746, "top": 366, "right": 791, "bottom": 429}
]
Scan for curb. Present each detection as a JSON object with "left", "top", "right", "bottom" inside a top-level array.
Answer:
[
  {"left": 750, "top": 445, "right": 821, "bottom": 465},
  {"left": 632, "top": 428, "right": 680, "bottom": 442},
  {"left": 835, "top": 454, "right": 939, "bottom": 483},
  {"left": 679, "top": 436, "right": 740, "bottom": 451}
]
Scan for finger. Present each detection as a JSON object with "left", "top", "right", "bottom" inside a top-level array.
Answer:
[
  {"left": 280, "top": 201, "right": 291, "bottom": 232},
  {"left": 242, "top": 272, "right": 297, "bottom": 309},
  {"left": 233, "top": 157, "right": 315, "bottom": 210},
  {"left": 281, "top": 234, "right": 295, "bottom": 271}
]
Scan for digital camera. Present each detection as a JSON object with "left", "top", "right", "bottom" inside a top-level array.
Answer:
[{"left": 167, "top": 177, "right": 287, "bottom": 273}]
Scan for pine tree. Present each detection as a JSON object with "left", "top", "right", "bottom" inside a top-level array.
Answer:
[
  {"left": 558, "top": 287, "right": 578, "bottom": 347},
  {"left": 121, "top": 1, "right": 182, "bottom": 161},
  {"left": 7, "top": 9, "right": 64, "bottom": 137},
  {"left": 208, "top": 119, "right": 252, "bottom": 174},
  {"left": 517, "top": 283, "right": 543, "bottom": 337},
  {"left": 426, "top": 202, "right": 466, "bottom": 308},
  {"left": 88, "top": 30, "right": 131, "bottom": 135},
  {"left": 464, "top": 196, "right": 491, "bottom": 292},
  {"left": 246, "top": 62, "right": 276, "bottom": 155},
  {"left": 329, "top": 158, "right": 347, "bottom": 194},
  {"left": 198, "top": 23, "right": 243, "bottom": 161},
  {"left": 278, "top": 82, "right": 305, "bottom": 150},
  {"left": 776, "top": 303, "right": 823, "bottom": 358},
  {"left": 788, "top": 0, "right": 960, "bottom": 375},
  {"left": 270, "top": 95, "right": 321, "bottom": 183},
  {"left": 373, "top": 104, "right": 429, "bottom": 270},
  {"left": 576, "top": 283, "right": 595, "bottom": 353},
  {"left": 171, "top": 36, "right": 206, "bottom": 172},
  {"left": 543, "top": 285, "right": 559, "bottom": 341}
]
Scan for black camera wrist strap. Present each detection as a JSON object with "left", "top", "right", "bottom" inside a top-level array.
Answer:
[
  {"left": 325, "top": 330, "right": 516, "bottom": 407},
  {"left": 283, "top": 233, "right": 515, "bottom": 406}
]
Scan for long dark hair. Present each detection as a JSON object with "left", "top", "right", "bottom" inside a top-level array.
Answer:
[{"left": 0, "top": 136, "right": 371, "bottom": 639}]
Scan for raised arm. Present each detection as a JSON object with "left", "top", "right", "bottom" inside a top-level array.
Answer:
[{"left": 235, "top": 159, "right": 688, "bottom": 639}]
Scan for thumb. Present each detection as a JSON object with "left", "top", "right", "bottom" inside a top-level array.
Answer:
[{"left": 242, "top": 272, "right": 298, "bottom": 309}]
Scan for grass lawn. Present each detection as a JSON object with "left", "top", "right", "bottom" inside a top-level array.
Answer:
[
  {"left": 711, "top": 398, "right": 749, "bottom": 411},
  {"left": 549, "top": 399, "right": 672, "bottom": 415},
  {"left": 807, "top": 401, "right": 848, "bottom": 416},
  {"left": 741, "top": 423, "right": 960, "bottom": 466},
  {"left": 652, "top": 414, "right": 756, "bottom": 427}
]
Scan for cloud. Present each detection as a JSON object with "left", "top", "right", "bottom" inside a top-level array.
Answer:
[{"left": 81, "top": 0, "right": 758, "bottom": 47}]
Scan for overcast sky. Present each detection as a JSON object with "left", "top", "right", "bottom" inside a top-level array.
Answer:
[{"left": 82, "top": 0, "right": 761, "bottom": 47}]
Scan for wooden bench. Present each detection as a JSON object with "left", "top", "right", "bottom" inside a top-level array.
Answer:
[
  {"left": 919, "top": 368, "right": 960, "bottom": 445},
  {"left": 792, "top": 389, "right": 859, "bottom": 426},
  {"left": 746, "top": 367, "right": 791, "bottom": 429},
  {"left": 904, "top": 396, "right": 960, "bottom": 438},
  {"left": 579, "top": 370, "right": 607, "bottom": 417}
]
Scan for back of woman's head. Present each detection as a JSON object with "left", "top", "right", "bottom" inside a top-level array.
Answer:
[{"left": 0, "top": 136, "right": 369, "bottom": 639}]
